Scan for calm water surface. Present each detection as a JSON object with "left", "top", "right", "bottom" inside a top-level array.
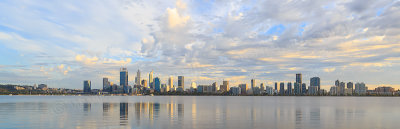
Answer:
[{"left": 0, "top": 96, "right": 399, "bottom": 129}]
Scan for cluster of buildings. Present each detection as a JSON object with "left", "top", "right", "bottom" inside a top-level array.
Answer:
[
  {"left": 0, "top": 84, "right": 82, "bottom": 94},
  {"left": 84, "top": 68, "right": 187, "bottom": 95},
  {"left": 81, "top": 68, "right": 399, "bottom": 96}
]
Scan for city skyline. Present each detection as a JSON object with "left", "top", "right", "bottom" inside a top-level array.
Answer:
[
  {"left": 88, "top": 67, "right": 384, "bottom": 92},
  {"left": 0, "top": 0, "right": 399, "bottom": 90}
]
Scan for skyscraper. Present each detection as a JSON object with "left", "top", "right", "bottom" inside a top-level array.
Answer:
[
  {"left": 239, "top": 83, "right": 248, "bottom": 95},
  {"left": 310, "top": 77, "right": 320, "bottom": 91},
  {"left": 84, "top": 80, "right": 91, "bottom": 93},
  {"left": 340, "top": 82, "right": 345, "bottom": 95},
  {"left": 178, "top": 76, "right": 184, "bottom": 90},
  {"left": 302, "top": 83, "right": 306, "bottom": 94},
  {"left": 251, "top": 79, "right": 256, "bottom": 89},
  {"left": 296, "top": 73, "right": 302, "bottom": 84},
  {"left": 287, "top": 82, "right": 292, "bottom": 95},
  {"left": 149, "top": 70, "right": 153, "bottom": 89},
  {"left": 347, "top": 82, "right": 353, "bottom": 89},
  {"left": 335, "top": 80, "right": 340, "bottom": 87},
  {"left": 212, "top": 82, "right": 218, "bottom": 93},
  {"left": 103, "top": 78, "right": 110, "bottom": 92},
  {"left": 294, "top": 82, "right": 301, "bottom": 95},
  {"left": 135, "top": 69, "right": 141, "bottom": 85},
  {"left": 168, "top": 76, "right": 173, "bottom": 92},
  {"left": 154, "top": 77, "right": 161, "bottom": 92},
  {"left": 274, "top": 82, "right": 278, "bottom": 92},
  {"left": 355, "top": 82, "right": 366, "bottom": 95},
  {"left": 279, "top": 82, "right": 285, "bottom": 95},
  {"left": 120, "top": 68, "right": 128, "bottom": 93},
  {"left": 222, "top": 80, "right": 229, "bottom": 92}
]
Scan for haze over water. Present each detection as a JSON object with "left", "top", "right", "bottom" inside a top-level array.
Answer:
[{"left": 0, "top": 96, "right": 399, "bottom": 129}]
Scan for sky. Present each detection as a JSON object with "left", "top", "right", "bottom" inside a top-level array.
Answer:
[{"left": 0, "top": 0, "right": 399, "bottom": 90}]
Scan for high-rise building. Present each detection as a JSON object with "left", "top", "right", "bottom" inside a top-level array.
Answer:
[
  {"left": 347, "top": 82, "right": 353, "bottom": 89},
  {"left": 335, "top": 80, "right": 340, "bottom": 87},
  {"left": 220, "top": 80, "right": 229, "bottom": 92},
  {"left": 339, "top": 82, "right": 345, "bottom": 95},
  {"left": 266, "top": 86, "right": 274, "bottom": 95},
  {"left": 287, "top": 82, "right": 292, "bottom": 95},
  {"left": 212, "top": 82, "right": 218, "bottom": 93},
  {"left": 310, "top": 77, "right": 320, "bottom": 91},
  {"left": 178, "top": 76, "right": 184, "bottom": 90},
  {"left": 120, "top": 68, "right": 129, "bottom": 93},
  {"left": 103, "top": 78, "right": 110, "bottom": 92},
  {"left": 302, "top": 83, "right": 306, "bottom": 94},
  {"left": 296, "top": 73, "right": 302, "bottom": 84},
  {"left": 149, "top": 70, "right": 154, "bottom": 89},
  {"left": 294, "top": 83, "right": 301, "bottom": 95},
  {"left": 84, "top": 80, "right": 91, "bottom": 93},
  {"left": 330, "top": 86, "right": 337, "bottom": 95},
  {"left": 251, "top": 79, "right": 256, "bottom": 89},
  {"left": 279, "top": 82, "right": 285, "bottom": 95},
  {"left": 168, "top": 76, "right": 173, "bottom": 91},
  {"left": 239, "top": 84, "right": 248, "bottom": 95},
  {"left": 274, "top": 82, "right": 278, "bottom": 91},
  {"left": 309, "top": 86, "right": 318, "bottom": 95},
  {"left": 135, "top": 69, "right": 141, "bottom": 85},
  {"left": 260, "top": 83, "right": 265, "bottom": 92},
  {"left": 230, "top": 87, "right": 241, "bottom": 95},
  {"left": 154, "top": 77, "right": 161, "bottom": 92},
  {"left": 355, "top": 82, "right": 366, "bottom": 95}
]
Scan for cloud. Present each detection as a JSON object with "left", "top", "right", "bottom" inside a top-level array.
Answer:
[
  {"left": 324, "top": 67, "right": 336, "bottom": 72},
  {"left": 75, "top": 54, "right": 99, "bottom": 65},
  {"left": 167, "top": 8, "right": 190, "bottom": 28}
]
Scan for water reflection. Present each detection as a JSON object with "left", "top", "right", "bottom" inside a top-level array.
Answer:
[
  {"left": 1, "top": 96, "right": 398, "bottom": 129},
  {"left": 83, "top": 103, "right": 91, "bottom": 112},
  {"left": 120, "top": 102, "right": 128, "bottom": 126}
]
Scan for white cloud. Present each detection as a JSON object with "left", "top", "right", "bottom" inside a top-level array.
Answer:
[{"left": 167, "top": 8, "right": 190, "bottom": 28}]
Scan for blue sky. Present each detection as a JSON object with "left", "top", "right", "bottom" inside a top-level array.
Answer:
[{"left": 0, "top": 0, "right": 399, "bottom": 90}]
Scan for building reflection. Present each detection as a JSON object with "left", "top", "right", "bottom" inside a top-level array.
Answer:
[
  {"left": 95, "top": 101, "right": 186, "bottom": 127},
  {"left": 103, "top": 103, "right": 110, "bottom": 112},
  {"left": 178, "top": 103, "right": 184, "bottom": 118},
  {"left": 310, "top": 108, "right": 321, "bottom": 128},
  {"left": 120, "top": 102, "right": 128, "bottom": 126},
  {"left": 83, "top": 103, "right": 91, "bottom": 112},
  {"left": 191, "top": 102, "right": 197, "bottom": 128},
  {"left": 295, "top": 108, "right": 302, "bottom": 127},
  {"left": 134, "top": 102, "right": 142, "bottom": 126}
]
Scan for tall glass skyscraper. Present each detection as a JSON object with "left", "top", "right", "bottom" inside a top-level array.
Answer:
[
  {"left": 302, "top": 83, "right": 306, "bottom": 94},
  {"left": 135, "top": 69, "right": 141, "bottom": 85},
  {"left": 279, "top": 82, "right": 285, "bottom": 95},
  {"left": 287, "top": 82, "right": 292, "bottom": 95},
  {"left": 120, "top": 68, "right": 128, "bottom": 93},
  {"left": 310, "top": 77, "right": 320, "bottom": 90},
  {"left": 251, "top": 79, "right": 256, "bottom": 89},
  {"left": 296, "top": 73, "right": 302, "bottom": 84},
  {"left": 178, "top": 76, "right": 184, "bottom": 90},
  {"left": 154, "top": 77, "right": 161, "bottom": 92},
  {"left": 84, "top": 80, "right": 91, "bottom": 93}
]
